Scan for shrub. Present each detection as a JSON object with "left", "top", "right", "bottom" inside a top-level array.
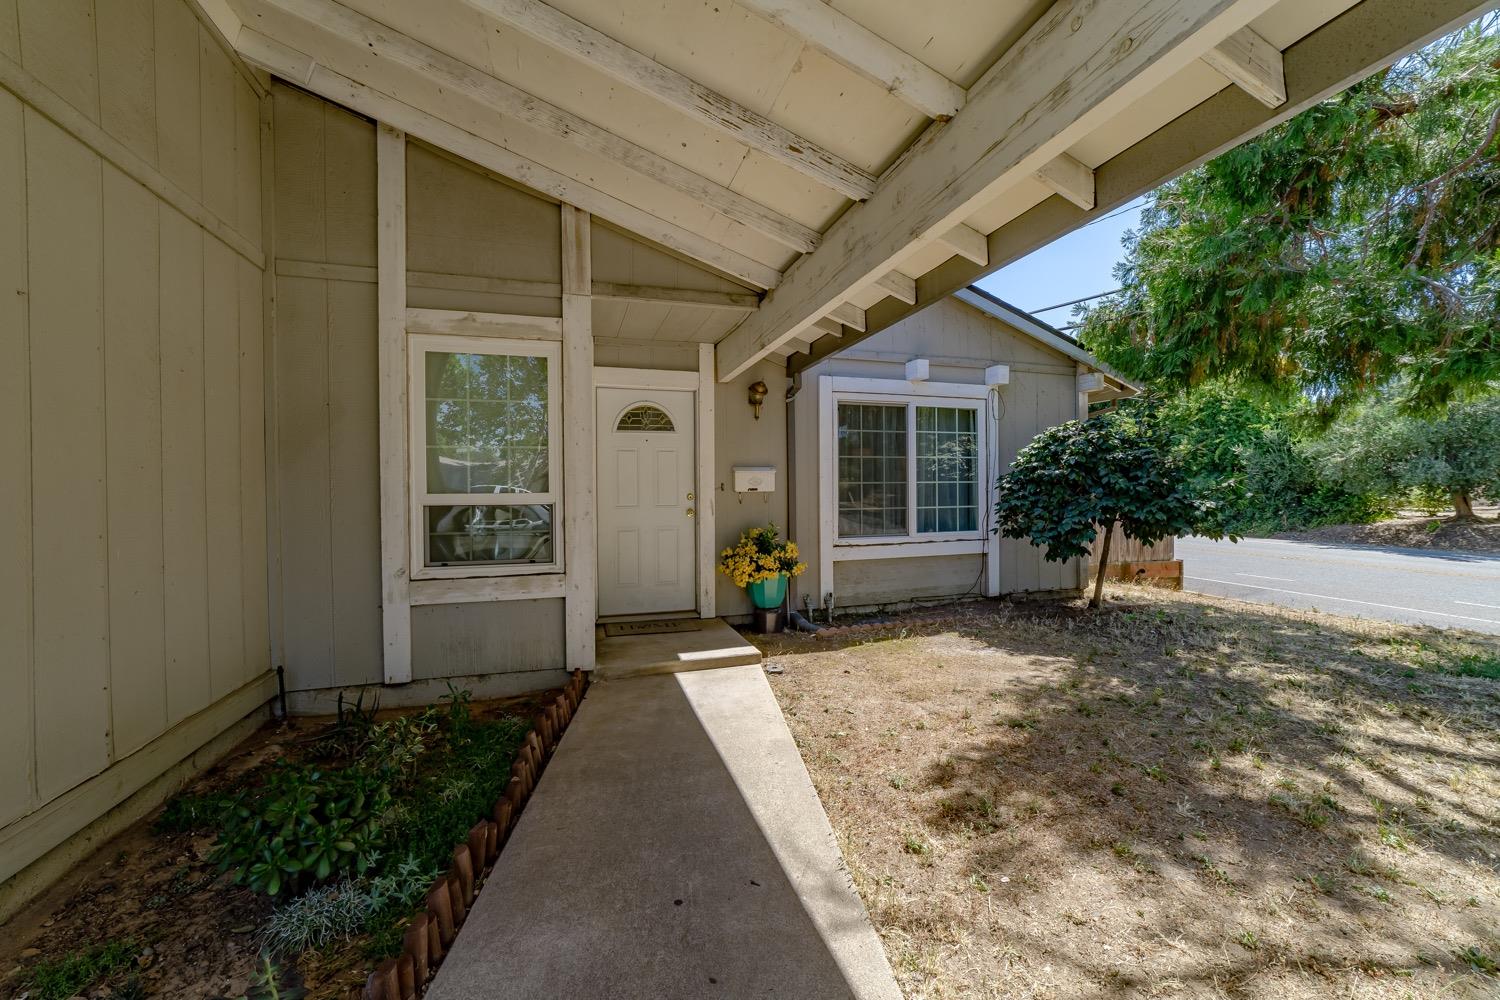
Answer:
[
  {"left": 993, "top": 409, "right": 1230, "bottom": 607},
  {"left": 262, "top": 856, "right": 436, "bottom": 956},
  {"left": 212, "top": 764, "right": 394, "bottom": 896}
]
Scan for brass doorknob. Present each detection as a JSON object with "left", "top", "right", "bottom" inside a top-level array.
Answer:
[{"left": 686, "top": 508, "right": 696, "bottom": 518}]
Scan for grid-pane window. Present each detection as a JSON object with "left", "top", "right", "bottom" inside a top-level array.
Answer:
[
  {"left": 837, "top": 403, "right": 907, "bottom": 536},
  {"left": 413, "top": 338, "right": 559, "bottom": 573},
  {"left": 916, "top": 406, "right": 978, "bottom": 533}
]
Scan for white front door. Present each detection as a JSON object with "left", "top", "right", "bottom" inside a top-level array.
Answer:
[{"left": 596, "top": 386, "right": 697, "bottom": 617}]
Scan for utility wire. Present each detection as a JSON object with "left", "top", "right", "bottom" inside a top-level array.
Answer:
[{"left": 1029, "top": 287, "right": 1124, "bottom": 315}]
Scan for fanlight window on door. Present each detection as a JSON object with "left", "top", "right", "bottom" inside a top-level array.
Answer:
[{"left": 616, "top": 403, "right": 675, "bottom": 432}]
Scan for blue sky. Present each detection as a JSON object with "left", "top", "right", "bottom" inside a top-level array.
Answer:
[{"left": 973, "top": 195, "right": 1148, "bottom": 331}]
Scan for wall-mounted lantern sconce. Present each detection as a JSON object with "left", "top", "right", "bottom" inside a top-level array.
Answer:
[{"left": 747, "top": 380, "right": 768, "bottom": 420}]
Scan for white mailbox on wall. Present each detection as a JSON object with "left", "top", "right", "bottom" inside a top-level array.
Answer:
[{"left": 733, "top": 466, "right": 776, "bottom": 492}]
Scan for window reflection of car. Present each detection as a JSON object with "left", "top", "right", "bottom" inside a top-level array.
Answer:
[{"left": 430, "top": 484, "right": 553, "bottom": 565}]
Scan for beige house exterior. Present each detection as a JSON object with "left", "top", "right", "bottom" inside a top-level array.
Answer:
[{"left": 1, "top": 0, "right": 1481, "bottom": 919}]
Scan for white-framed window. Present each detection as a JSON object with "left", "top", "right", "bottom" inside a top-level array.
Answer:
[
  {"left": 821, "top": 377, "right": 991, "bottom": 554},
  {"left": 408, "top": 334, "right": 562, "bottom": 579}
]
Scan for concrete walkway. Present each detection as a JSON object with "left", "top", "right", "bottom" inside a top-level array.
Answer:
[{"left": 427, "top": 664, "right": 902, "bottom": 1000}]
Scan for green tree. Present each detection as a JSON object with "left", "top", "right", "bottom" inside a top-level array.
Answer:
[
  {"left": 1308, "top": 394, "right": 1500, "bottom": 517},
  {"left": 1153, "top": 382, "right": 1390, "bottom": 533},
  {"left": 993, "top": 411, "right": 1230, "bottom": 609},
  {"left": 1079, "top": 17, "right": 1500, "bottom": 414}
]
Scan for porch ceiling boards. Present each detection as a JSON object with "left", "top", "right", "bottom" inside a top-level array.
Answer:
[{"left": 204, "top": 0, "right": 1488, "bottom": 374}]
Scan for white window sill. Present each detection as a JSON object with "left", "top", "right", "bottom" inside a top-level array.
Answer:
[
  {"left": 832, "top": 537, "right": 985, "bottom": 561},
  {"left": 410, "top": 574, "right": 566, "bottom": 606}
]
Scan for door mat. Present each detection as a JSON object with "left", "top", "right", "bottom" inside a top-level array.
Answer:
[{"left": 603, "top": 619, "right": 704, "bottom": 638}]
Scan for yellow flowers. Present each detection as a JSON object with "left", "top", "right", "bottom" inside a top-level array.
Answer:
[{"left": 717, "top": 525, "right": 807, "bottom": 588}]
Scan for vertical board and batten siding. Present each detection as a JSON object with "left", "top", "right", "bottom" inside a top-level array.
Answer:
[
  {"left": 0, "top": 0, "right": 272, "bottom": 884},
  {"left": 796, "top": 297, "right": 1086, "bottom": 610},
  {"left": 590, "top": 222, "right": 750, "bottom": 347},
  {"left": 713, "top": 361, "right": 791, "bottom": 618},
  {"left": 272, "top": 89, "right": 568, "bottom": 693},
  {"left": 271, "top": 85, "right": 381, "bottom": 693}
]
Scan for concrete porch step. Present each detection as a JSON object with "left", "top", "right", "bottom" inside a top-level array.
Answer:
[{"left": 594, "top": 617, "right": 762, "bottom": 680}]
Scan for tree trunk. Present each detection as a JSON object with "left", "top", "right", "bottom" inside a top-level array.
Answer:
[
  {"left": 1091, "top": 520, "right": 1115, "bottom": 610},
  {"left": 1452, "top": 490, "right": 1475, "bottom": 519}
]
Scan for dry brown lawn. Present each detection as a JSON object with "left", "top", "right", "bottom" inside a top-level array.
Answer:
[{"left": 756, "top": 587, "right": 1500, "bottom": 999}]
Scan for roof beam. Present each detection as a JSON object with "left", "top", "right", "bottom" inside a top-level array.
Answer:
[
  {"left": 235, "top": 28, "right": 784, "bottom": 289},
  {"left": 254, "top": 0, "right": 821, "bottom": 255},
  {"left": 826, "top": 301, "right": 866, "bottom": 332},
  {"left": 1035, "top": 152, "right": 1096, "bottom": 211},
  {"left": 873, "top": 270, "right": 917, "bottom": 305},
  {"left": 462, "top": 0, "right": 878, "bottom": 200},
  {"left": 734, "top": 0, "right": 966, "bottom": 119},
  {"left": 935, "top": 224, "right": 988, "bottom": 266},
  {"left": 789, "top": 0, "right": 1491, "bottom": 374},
  {"left": 716, "top": 0, "right": 1281, "bottom": 380},
  {"left": 1202, "top": 26, "right": 1286, "bottom": 108},
  {"left": 590, "top": 282, "right": 760, "bottom": 311}
]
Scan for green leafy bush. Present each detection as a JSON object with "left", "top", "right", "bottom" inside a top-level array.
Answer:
[
  {"left": 993, "top": 409, "right": 1230, "bottom": 607},
  {"left": 1152, "top": 383, "right": 1389, "bottom": 535},
  {"left": 212, "top": 764, "right": 394, "bottom": 896}
]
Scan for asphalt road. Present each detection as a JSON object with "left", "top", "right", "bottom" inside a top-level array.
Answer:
[{"left": 1177, "top": 535, "right": 1500, "bottom": 635}]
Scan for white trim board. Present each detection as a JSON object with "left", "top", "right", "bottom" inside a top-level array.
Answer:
[
  {"left": 828, "top": 376, "right": 991, "bottom": 399},
  {"left": 405, "top": 308, "right": 563, "bottom": 340},
  {"left": 409, "top": 574, "right": 566, "bottom": 605},
  {"left": 377, "top": 124, "right": 412, "bottom": 686},
  {"left": 593, "top": 367, "right": 700, "bottom": 390}
]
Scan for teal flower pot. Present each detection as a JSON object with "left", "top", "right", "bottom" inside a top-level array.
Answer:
[{"left": 746, "top": 573, "right": 788, "bottom": 610}]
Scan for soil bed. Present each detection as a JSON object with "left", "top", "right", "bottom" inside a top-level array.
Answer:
[
  {"left": 757, "top": 587, "right": 1500, "bottom": 999},
  {"left": 0, "top": 691, "right": 552, "bottom": 1000}
]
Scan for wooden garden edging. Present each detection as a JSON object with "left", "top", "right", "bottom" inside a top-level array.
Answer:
[{"left": 358, "top": 669, "right": 589, "bottom": 1000}]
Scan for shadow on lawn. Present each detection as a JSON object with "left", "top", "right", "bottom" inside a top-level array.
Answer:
[{"left": 771, "top": 593, "right": 1500, "bottom": 993}]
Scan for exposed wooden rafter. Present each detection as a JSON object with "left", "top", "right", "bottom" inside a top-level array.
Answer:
[
  {"left": 873, "top": 270, "right": 917, "bottom": 305},
  {"left": 826, "top": 301, "right": 866, "bottom": 332},
  {"left": 254, "top": 0, "right": 822, "bottom": 255},
  {"left": 734, "top": 0, "right": 966, "bottom": 120},
  {"left": 935, "top": 224, "right": 988, "bottom": 267},
  {"left": 460, "top": 0, "right": 879, "bottom": 200},
  {"left": 716, "top": 0, "right": 1280, "bottom": 380},
  {"left": 234, "top": 28, "right": 785, "bottom": 290},
  {"left": 1202, "top": 26, "right": 1286, "bottom": 107},
  {"left": 1035, "top": 152, "right": 1096, "bottom": 210},
  {"left": 789, "top": 0, "right": 1488, "bottom": 375}
]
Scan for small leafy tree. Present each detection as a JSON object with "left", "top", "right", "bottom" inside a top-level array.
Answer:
[
  {"left": 994, "top": 411, "right": 1230, "bottom": 608},
  {"left": 1308, "top": 394, "right": 1500, "bottom": 518}
]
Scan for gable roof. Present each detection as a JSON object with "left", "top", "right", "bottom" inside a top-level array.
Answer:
[
  {"left": 203, "top": 0, "right": 1472, "bottom": 380},
  {"left": 953, "top": 287, "right": 1140, "bottom": 397}
]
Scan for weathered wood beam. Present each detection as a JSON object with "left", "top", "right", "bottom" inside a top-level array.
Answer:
[
  {"left": 590, "top": 282, "right": 760, "bottom": 311},
  {"left": 235, "top": 28, "right": 784, "bottom": 289},
  {"left": 873, "top": 270, "right": 917, "bottom": 304},
  {"left": 716, "top": 0, "right": 1280, "bottom": 380},
  {"left": 1034, "top": 152, "right": 1095, "bottom": 211},
  {"left": 461, "top": 0, "right": 878, "bottom": 200},
  {"left": 788, "top": 0, "right": 1491, "bottom": 375},
  {"left": 735, "top": 0, "right": 966, "bottom": 119},
  {"left": 376, "top": 124, "right": 411, "bottom": 686},
  {"left": 935, "top": 224, "right": 988, "bottom": 267},
  {"left": 256, "top": 0, "right": 821, "bottom": 254},
  {"left": 826, "top": 301, "right": 866, "bottom": 332},
  {"left": 1202, "top": 26, "right": 1285, "bottom": 108}
]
